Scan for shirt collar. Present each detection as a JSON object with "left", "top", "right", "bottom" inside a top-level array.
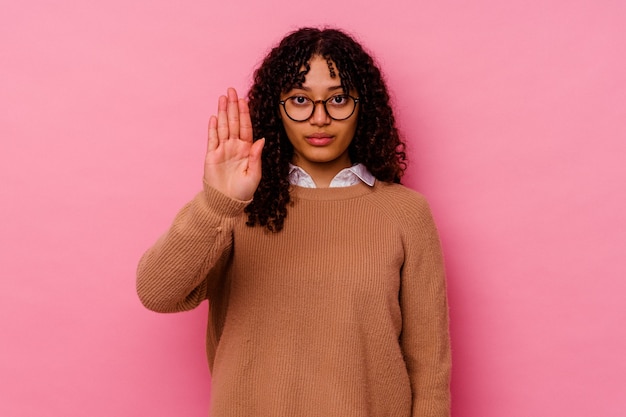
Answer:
[{"left": 288, "top": 163, "right": 376, "bottom": 188}]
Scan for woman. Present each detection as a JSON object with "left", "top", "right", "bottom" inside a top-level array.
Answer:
[{"left": 137, "top": 27, "right": 451, "bottom": 417}]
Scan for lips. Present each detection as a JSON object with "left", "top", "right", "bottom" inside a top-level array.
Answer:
[{"left": 305, "top": 133, "right": 334, "bottom": 146}]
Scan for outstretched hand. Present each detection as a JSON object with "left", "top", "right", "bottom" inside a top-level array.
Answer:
[{"left": 204, "top": 88, "right": 265, "bottom": 201}]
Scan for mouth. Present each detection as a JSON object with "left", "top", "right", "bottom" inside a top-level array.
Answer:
[{"left": 305, "top": 133, "right": 334, "bottom": 146}]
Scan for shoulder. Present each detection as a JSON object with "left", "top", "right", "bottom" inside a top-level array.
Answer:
[
  {"left": 372, "top": 181, "right": 427, "bottom": 202},
  {"left": 369, "top": 181, "right": 432, "bottom": 216},
  {"left": 362, "top": 182, "right": 440, "bottom": 241},
  {"left": 367, "top": 183, "right": 443, "bottom": 257}
]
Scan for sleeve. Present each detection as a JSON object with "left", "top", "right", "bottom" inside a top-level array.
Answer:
[
  {"left": 136, "top": 182, "right": 250, "bottom": 313},
  {"left": 399, "top": 197, "right": 451, "bottom": 417}
]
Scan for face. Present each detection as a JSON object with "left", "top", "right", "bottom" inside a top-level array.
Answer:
[{"left": 279, "top": 55, "right": 359, "bottom": 176}]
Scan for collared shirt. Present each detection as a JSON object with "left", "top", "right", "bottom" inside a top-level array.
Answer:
[{"left": 288, "top": 163, "right": 376, "bottom": 188}]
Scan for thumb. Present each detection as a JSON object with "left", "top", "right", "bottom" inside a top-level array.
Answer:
[{"left": 248, "top": 138, "right": 265, "bottom": 172}]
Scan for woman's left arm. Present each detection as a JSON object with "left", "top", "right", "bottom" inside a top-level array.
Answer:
[{"left": 399, "top": 197, "right": 451, "bottom": 417}]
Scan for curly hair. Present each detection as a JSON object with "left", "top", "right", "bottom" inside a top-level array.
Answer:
[{"left": 245, "top": 27, "right": 407, "bottom": 232}]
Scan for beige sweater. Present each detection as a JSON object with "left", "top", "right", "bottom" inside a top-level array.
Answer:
[{"left": 137, "top": 181, "right": 451, "bottom": 417}]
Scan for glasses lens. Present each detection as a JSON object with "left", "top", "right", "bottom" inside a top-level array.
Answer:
[
  {"left": 284, "top": 96, "right": 314, "bottom": 121},
  {"left": 325, "top": 95, "right": 355, "bottom": 120}
]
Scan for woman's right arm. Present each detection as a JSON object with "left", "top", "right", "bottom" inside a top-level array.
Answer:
[
  {"left": 136, "top": 88, "right": 264, "bottom": 313},
  {"left": 136, "top": 184, "right": 250, "bottom": 313}
]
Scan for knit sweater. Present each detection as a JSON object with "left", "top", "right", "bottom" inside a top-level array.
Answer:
[{"left": 137, "top": 181, "right": 451, "bottom": 417}]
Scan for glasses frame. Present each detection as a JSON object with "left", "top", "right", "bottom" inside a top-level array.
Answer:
[{"left": 279, "top": 94, "right": 360, "bottom": 122}]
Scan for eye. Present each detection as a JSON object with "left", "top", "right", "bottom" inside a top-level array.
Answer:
[
  {"left": 289, "top": 96, "right": 311, "bottom": 106},
  {"left": 328, "top": 94, "right": 348, "bottom": 106}
]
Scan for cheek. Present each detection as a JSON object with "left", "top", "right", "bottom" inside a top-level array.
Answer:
[
  {"left": 344, "top": 120, "right": 359, "bottom": 142},
  {"left": 346, "top": 110, "right": 359, "bottom": 135},
  {"left": 281, "top": 120, "right": 299, "bottom": 144}
]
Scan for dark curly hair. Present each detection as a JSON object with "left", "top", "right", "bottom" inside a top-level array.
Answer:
[{"left": 245, "top": 27, "right": 407, "bottom": 232}]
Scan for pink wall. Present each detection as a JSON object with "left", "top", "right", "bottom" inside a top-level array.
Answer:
[{"left": 1, "top": 0, "right": 624, "bottom": 416}]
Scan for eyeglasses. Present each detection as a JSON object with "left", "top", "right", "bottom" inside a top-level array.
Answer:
[{"left": 279, "top": 94, "right": 360, "bottom": 122}]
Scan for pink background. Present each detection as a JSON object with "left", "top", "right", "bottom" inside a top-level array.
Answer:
[{"left": 1, "top": 0, "right": 625, "bottom": 416}]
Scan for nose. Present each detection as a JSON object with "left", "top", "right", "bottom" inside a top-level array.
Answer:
[{"left": 309, "top": 101, "right": 331, "bottom": 126}]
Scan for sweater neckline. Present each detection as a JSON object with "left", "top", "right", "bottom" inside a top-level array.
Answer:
[{"left": 291, "top": 181, "right": 376, "bottom": 201}]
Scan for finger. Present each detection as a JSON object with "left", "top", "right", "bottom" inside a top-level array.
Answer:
[
  {"left": 238, "top": 98, "right": 253, "bottom": 143},
  {"left": 207, "top": 115, "right": 218, "bottom": 151},
  {"left": 217, "top": 95, "right": 229, "bottom": 140},
  {"left": 227, "top": 88, "right": 240, "bottom": 139}
]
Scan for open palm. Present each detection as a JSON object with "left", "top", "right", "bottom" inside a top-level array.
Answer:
[{"left": 204, "top": 88, "right": 265, "bottom": 201}]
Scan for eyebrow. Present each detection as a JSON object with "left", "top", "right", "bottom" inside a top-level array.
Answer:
[{"left": 292, "top": 85, "right": 344, "bottom": 93}]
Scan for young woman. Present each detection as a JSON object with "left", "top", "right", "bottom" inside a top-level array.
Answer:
[{"left": 137, "top": 27, "right": 450, "bottom": 417}]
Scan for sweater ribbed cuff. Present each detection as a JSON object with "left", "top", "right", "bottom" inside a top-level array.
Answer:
[{"left": 201, "top": 180, "right": 251, "bottom": 218}]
